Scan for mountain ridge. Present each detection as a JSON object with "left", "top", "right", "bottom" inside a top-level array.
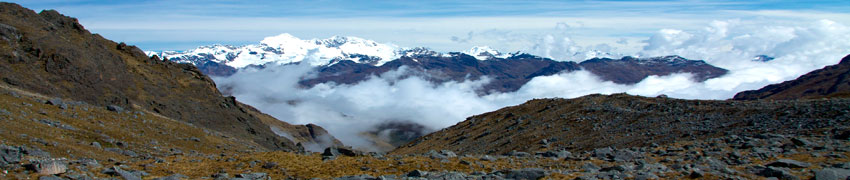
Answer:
[
  {"left": 0, "top": 3, "right": 338, "bottom": 152},
  {"left": 733, "top": 54, "right": 850, "bottom": 100}
]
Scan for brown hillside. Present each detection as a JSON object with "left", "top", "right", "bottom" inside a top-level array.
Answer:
[
  {"left": 734, "top": 54, "right": 850, "bottom": 100},
  {"left": 392, "top": 93, "right": 850, "bottom": 155},
  {"left": 0, "top": 3, "right": 336, "bottom": 151}
]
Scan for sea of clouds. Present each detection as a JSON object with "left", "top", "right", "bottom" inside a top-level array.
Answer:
[{"left": 213, "top": 19, "right": 850, "bottom": 151}]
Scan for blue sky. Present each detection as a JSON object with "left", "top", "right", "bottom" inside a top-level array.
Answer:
[{"left": 8, "top": 0, "right": 850, "bottom": 52}]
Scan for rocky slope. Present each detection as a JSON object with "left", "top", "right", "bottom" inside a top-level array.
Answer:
[
  {"left": 0, "top": 3, "right": 337, "bottom": 151},
  {"left": 734, "top": 54, "right": 850, "bottom": 100},
  {"left": 392, "top": 93, "right": 850, "bottom": 155},
  {"left": 3, "top": 84, "right": 849, "bottom": 179}
]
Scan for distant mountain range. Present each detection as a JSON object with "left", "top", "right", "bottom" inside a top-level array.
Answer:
[{"left": 148, "top": 35, "right": 729, "bottom": 93}]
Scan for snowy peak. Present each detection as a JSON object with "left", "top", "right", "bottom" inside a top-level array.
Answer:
[
  {"left": 162, "top": 33, "right": 402, "bottom": 68},
  {"left": 401, "top": 47, "right": 444, "bottom": 58},
  {"left": 463, "top": 46, "right": 509, "bottom": 60}
]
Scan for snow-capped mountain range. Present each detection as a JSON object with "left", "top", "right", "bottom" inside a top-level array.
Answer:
[
  {"left": 145, "top": 33, "right": 622, "bottom": 69},
  {"left": 149, "top": 33, "right": 401, "bottom": 68}
]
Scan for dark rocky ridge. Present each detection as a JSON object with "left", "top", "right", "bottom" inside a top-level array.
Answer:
[
  {"left": 0, "top": 3, "right": 337, "bottom": 151},
  {"left": 300, "top": 53, "right": 727, "bottom": 93},
  {"left": 734, "top": 54, "right": 850, "bottom": 100},
  {"left": 579, "top": 55, "right": 728, "bottom": 84},
  {"left": 300, "top": 52, "right": 583, "bottom": 93},
  {"left": 392, "top": 93, "right": 850, "bottom": 155}
]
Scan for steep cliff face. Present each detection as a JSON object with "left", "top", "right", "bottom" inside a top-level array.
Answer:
[
  {"left": 0, "top": 3, "right": 338, "bottom": 151},
  {"left": 734, "top": 54, "right": 850, "bottom": 100}
]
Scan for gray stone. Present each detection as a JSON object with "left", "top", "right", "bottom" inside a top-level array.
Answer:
[
  {"left": 428, "top": 150, "right": 448, "bottom": 159},
  {"left": 106, "top": 105, "right": 124, "bottom": 112},
  {"left": 102, "top": 166, "right": 142, "bottom": 180},
  {"left": 211, "top": 173, "right": 229, "bottom": 178},
  {"left": 537, "top": 150, "right": 571, "bottom": 158},
  {"left": 122, "top": 150, "right": 138, "bottom": 157},
  {"left": 766, "top": 159, "right": 811, "bottom": 168},
  {"left": 0, "top": 145, "right": 22, "bottom": 166},
  {"left": 758, "top": 166, "right": 799, "bottom": 180},
  {"left": 322, "top": 147, "right": 357, "bottom": 158},
  {"left": 600, "top": 165, "right": 629, "bottom": 172},
  {"left": 28, "top": 159, "right": 67, "bottom": 175},
  {"left": 506, "top": 150, "right": 531, "bottom": 157},
  {"left": 236, "top": 173, "right": 268, "bottom": 180},
  {"left": 322, "top": 147, "right": 339, "bottom": 157},
  {"left": 38, "top": 175, "right": 64, "bottom": 180},
  {"left": 689, "top": 170, "right": 705, "bottom": 178},
  {"left": 582, "top": 162, "right": 601, "bottom": 173},
  {"left": 46, "top": 98, "right": 67, "bottom": 109},
  {"left": 814, "top": 168, "right": 850, "bottom": 180},
  {"left": 612, "top": 149, "right": 640, "bottom": 162},
  {"left": 431, "top": 171, "right": 466, "bottom": 180},
  {"left": 90, "top": 142, "right": 101, "bottom": 149},
  {"left": 334, "top": 174, "right": 376, "bottom": 180},
  {"left": 505, "top": 168, "right": 547, "bottom": 180},
  {"left": 64, "top": 173, "right": 93, "bottom": 180},
  {"left": 407, "top": 170, "right": 427, "bottom": 177},
  {"left": 261, "top": 162, "right": 277, "bottom": 169},
  {"left": 440, "top": 150, "right": 457, "bottom": 158},
  {"left": 832, "top": 162, "right": 850, "bottom": 169},
  {"left": 592, "top": 147, "right": 614, "bottom": 159},
  {"left": 153, "top": 174, "right": 188, "bottom": 180},
  {"left": 791, "top": 138, "right": 813, "bottom": 147},
  {"left": 635, "top": 173, "right": 659, "bottom": 180},
  {"left": 480, "top": 155, "right": 497, "bottom": 161}
]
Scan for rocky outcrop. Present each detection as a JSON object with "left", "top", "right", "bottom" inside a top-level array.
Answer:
[{"left": 734, "top": 54, "right": 850, "bottom": 100}]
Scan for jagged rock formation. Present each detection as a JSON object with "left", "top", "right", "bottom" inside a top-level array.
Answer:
[
  {"left": 0, "top": 3, "right": 338, "bottom": 151},
  {"left": 734, "top": 54, "right": 850, "bottom": 100},
  {"left": 392, "top": 93, "right": 850, "bottom": 155}
]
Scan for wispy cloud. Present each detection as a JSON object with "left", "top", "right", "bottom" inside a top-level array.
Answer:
[{"left": 8, "top": 0, "right": 849, "bottom": 52}]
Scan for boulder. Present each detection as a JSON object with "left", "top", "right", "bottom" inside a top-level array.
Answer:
[
  {"left": 479, "top": 155, "right": 497, "bottom": 161},
  {"left": 536, "top": 150, "right": 571, "bottom": 158},
  {"left": 407, "top": 170, "right": 427, "bottom": 177},
  {"left": 27, "top": 159, "right": 67, "bottom": 175},
  {"left": 106, "top": 105, "right": 124, "bottom": 112},
  {"left": 767, "top": 159, "right": 811, "bottom": 168},
  {"left": 102, "top": 166, "right": 142, "bottom": 180},
  {"left": 0, "top": 145, "right": 22, "bottom": 167},
  {"left": 236, "top": 173, "right": 268, "bottom": 180},
  {"left": 758, "top": 166, "right": 799, "bottom": 180},
  {"left": 814, "top": 168, "right": 850, "bottom": 180}
]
